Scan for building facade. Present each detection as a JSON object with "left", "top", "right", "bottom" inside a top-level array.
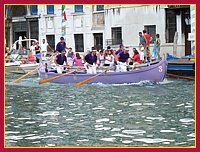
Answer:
[{"left": 5, "top": 5, "right": 193, "bottom": 57}]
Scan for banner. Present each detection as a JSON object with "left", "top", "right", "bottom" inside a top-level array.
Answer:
[{"left": 62, "top": 5, "right": 67, "bottom": 42}]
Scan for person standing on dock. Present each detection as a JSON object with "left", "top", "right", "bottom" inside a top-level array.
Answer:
[
  {"left": 156, "top": 34, "right": 161, "bottom": 60},
  {"left": 41, "top": 39, "right": 53, "bottom": 57},
  {"left": 30, "top": 41, "right": 36, "bottom": 55},
  {"left": 143, "top": 30, "right": 152, "bottom": 62},
  {"left": 84, "top": 47, "right": 97, "bottom": 74},
  {"left": 139, "top": 31, "right": 146, "bottom": 52},
  {"left": 34, "top": 42, "right": 41, "bottom": 63}
]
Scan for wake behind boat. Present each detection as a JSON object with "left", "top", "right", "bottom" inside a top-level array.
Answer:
[{"left": 38, "top": 57, "right": 167, "bottom": 85}]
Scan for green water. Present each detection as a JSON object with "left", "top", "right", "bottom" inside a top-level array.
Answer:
[{"left": 5, "top": 74, "right": 195, "bottom": 147}]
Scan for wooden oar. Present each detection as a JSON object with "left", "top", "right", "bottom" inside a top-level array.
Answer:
[
  {"left": 166, "top": 73, "right": 194, "bottom": 81},
  {"left": 10, "top": 55, "right": 55, "bottom": 84},
  {"left": 10, "top": 63, "right": 45, "bottom": 84},
  {"left": 38, "top": 68, "right": 84, "bottom": 85},
  {"left": 74, "top": 66, "right": 115, "bottom": 87}
]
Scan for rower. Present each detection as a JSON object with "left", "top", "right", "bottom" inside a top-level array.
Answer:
[
  {"left": 84, "top": 47, "right": 97, "bottom": 74},
  {"left": 54, "top": 50, "right": 69, "bottom": 74},
  {"left": 116, "top": 47, "right": 130, "bottom": 72},
  {"left": 55, "top": 37, "right": 69, "bottom": 53}
]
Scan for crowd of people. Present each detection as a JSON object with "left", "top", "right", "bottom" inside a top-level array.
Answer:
[{"left": 5, "top": 29, "right": 161, "bottom": 74}]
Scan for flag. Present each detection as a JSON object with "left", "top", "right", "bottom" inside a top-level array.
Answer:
[
  {"left": 63, "top": 10, "right": 67, "bottom": 21},
  {"left": 62, "top": 5, "right": 67, "bottom": 21},
  {"left": 62, "top": 5, "right": 67, "bottom": 42}
]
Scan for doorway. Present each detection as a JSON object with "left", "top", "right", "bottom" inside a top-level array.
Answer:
[
  {"left": 185, "top": 25, "right": 191, "bottom": 55},
  {"left": 93, "top": 33, "right": 103, "bottom": 50},
  {"left": 46, "top": 35, "right": 55, "bottom": 52}
]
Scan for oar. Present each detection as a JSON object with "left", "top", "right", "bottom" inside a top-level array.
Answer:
[
  {"left": 10, "top": 63, "right": 45, "bottom": 84},
  {"left": 38, "top": 68, "right": 84, "bottom": 85},
  {"left": 74, "top": 66, "right": 115, "bottom": 87},
  {"left": 166, "top": 73, "right": 194, "bottom": 81},
  {"left": 10, "top": 55, "right": 55, "bottom": 84}
]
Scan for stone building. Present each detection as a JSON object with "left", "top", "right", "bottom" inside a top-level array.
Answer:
[{"left": 5, "top": 5, "right": 193, "bottom": 57}]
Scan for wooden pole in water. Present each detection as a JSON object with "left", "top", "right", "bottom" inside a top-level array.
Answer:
[{"left": 166, "top": 73, "right": 194, "bottom": 81}]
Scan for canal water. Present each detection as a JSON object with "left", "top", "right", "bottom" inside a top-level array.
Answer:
[{"left": 5, "top": 74, "right": 195, "bottom": 147}]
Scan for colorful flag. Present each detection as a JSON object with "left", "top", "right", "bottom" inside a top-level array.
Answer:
[
  {"left": 62, "top": 5, "right": 67, "bottom": 21},
  {"left": 62, "top": 5, "right": 67, "bottom": 42},
  {"left": 63, "top": 10, "right": 67, "bottom": 21}
]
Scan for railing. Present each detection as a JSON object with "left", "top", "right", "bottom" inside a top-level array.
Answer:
[{"left": 105, "top": 39, "right": 122, "bottom": 46}]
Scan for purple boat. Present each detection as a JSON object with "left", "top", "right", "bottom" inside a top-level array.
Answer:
[{"left": 38, "top": 57, "right": 167, "bottom": 85}]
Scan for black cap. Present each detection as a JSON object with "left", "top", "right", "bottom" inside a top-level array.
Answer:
[{"left": 91, "top": 46, "right": 96, "bottom": 50}]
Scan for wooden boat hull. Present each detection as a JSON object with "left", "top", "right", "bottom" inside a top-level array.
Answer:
[
  {"left": 166, "top": 54, "right": 195, "bottom": 76},
  {"left": 167, "top": 59, "right": 195, "bottom": 76},
  {"left": 38, "top": 58, "right": 167, "bottom": 84}
]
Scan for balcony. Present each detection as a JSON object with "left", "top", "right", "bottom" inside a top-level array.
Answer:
[{"left": 106, "top": 39, "right": 122, "bottom": 46}]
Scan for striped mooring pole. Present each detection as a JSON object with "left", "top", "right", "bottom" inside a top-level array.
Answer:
[
  {"left": 190, "top": 5, "right": 195, "bottom": 56},
  {"left": 62, "top": 5, "right": 67, "bottom": 42}
]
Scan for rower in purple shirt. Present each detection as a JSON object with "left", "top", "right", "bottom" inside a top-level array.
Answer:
[
  {"left": 116, "top": 47, "right": 130, "bottom": 72},
  {"left": 84, "top": 47, "right": 98, "bottom": 74},
  {"left": 55, "top": 37, "right": 69, "bottom": 53},
  {"left": 114, "top": 44, "right": 124, "bottom": 66},
  {"left": 115, "top": 44, "right": 124, "bottom": 55},
  {"left": 54, "top": 50, "right": 69, "bottom": 74}
]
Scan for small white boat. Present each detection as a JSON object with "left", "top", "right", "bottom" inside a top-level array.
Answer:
[
  {"left": 5, "top": 61, "right": 39, "bottom": 75},
  {"left": 5, "top": 38, "right": 40, "bottom": 75}
]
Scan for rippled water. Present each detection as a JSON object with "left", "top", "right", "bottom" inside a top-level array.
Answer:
[{"left": 5, "top": 74, "right": 195, "bottom": 147}]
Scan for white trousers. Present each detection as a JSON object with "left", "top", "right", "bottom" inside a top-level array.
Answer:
[
  {"left": 84, "top": 63, "right": 96, "bottom": 74},
  {"left": 67, "top": 57, "right": 73, "bottom": 66},
  {"left": 56, "top": 65, "right": 64, "bottom": 74},
  {"left": 42, "top": 51, "right": 47, "bottom": 57},
  {"left": 116, "top": 62, "right": 127, "bottom": 72}
]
